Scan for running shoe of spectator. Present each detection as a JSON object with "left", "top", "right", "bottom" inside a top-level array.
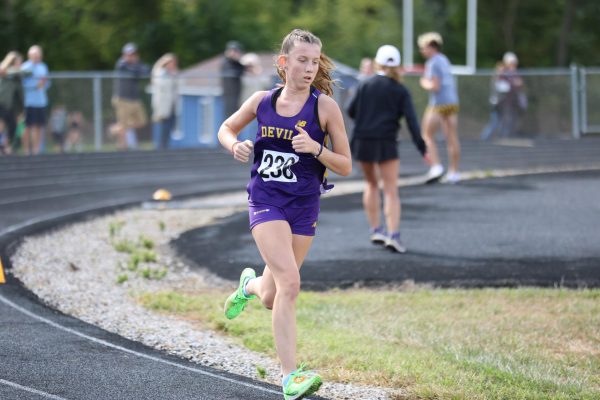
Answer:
[
  {"left": 444, "top": 171, "right": 461, "bottom": 184},
  {"left": 425, "top": 164, "right": 444, "bottom": 183},
  {"left": 370, "top": 226, "right": 387, "bottom": 245},
  {"left": 385, "top": 232, "right": 406, "bottom": 253}
]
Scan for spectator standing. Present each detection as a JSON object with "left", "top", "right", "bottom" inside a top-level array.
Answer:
[
  {"left": 49, "top": 104, "right": 68, "bottom": 153},
  {"left": 418, "top": 32, "right": 461, "bottom": 183},
  {"left": 357, "top": 57, "right": 374, "bottom": 80},
  {"left": 112, "top": 42, "right": 149, "bottom": 150},
  {"left": 480, "top": 62, "right": 506, "bottom": 140},
  {"left": 239, "top": 52, "right": 270, "bottom": 103},
  {"left": 347, "top": 45, "right": 428, "bottom": 253},
  {"left": 221, "top": 41, "right": 245, "bottom": 119},
  {"left": 65, "top": 111, "right": 83, "bottom": 152},
  {"left": 151, "top": 53, "right": 179, "bottom": 149},
  {"left": 497, "top": 52, "right": 526, "bottom": 138},
  {"left": 0, "top": 118, "right": 8, "bottom": 154},
  {"left": 0, "top": 51, "right": 25, "bottom": 153},
  {"left": 21, "top": 45, "right": 49, "bottom": 155}
]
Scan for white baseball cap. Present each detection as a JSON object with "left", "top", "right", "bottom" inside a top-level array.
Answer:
[
  {"left": 503, "top": 51, "right": 518, "bottom": 65},
  {"left": 375, "top": 45, "right": 401, "bottom": 67}
]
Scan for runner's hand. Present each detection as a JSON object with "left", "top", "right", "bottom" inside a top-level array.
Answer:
[
  {"left": 292, "top": 124, "right": 319, "bottom": 155},
  {"left": 423, "top": 152, "right": 432, "bottom": 165},
  {"left": 232, "top": 140, "right": 253, "bottom": 163}
]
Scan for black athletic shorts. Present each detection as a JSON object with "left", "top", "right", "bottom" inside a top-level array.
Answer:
[
  {"left": 25, "top": 107, "right": 47, "bottom": 126},
  {"left": 351, "top": 138, "right": 399, "bottom": 162}
]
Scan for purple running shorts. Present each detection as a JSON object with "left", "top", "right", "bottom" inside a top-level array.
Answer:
[{"left": 248, "top": 200, "right": 320, "bottom": 236}]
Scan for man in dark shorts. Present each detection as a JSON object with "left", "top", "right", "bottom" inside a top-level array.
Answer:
[{"left": 21, "top": 45, "right": 49, "bottom": 155}]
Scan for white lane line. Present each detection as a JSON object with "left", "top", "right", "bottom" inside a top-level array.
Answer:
[
  {"left": 0, "top": 200, "right": 126, "bottom": 238},
  {"left": 0, "top": 378, "right": 69, "bottom": 400},
  {"left": 0, "top": 294, "right": 281, "bottom": 397}
]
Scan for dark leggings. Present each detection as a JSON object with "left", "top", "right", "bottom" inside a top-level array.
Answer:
[{"left": 0, "top": 105, "right": 17, "bottom": 143}]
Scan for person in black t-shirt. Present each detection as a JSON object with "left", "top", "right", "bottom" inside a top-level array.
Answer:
[{"left": 347, "top": 45, "right": 429, "bottom": 253}]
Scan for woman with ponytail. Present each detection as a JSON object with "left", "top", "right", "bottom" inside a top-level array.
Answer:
[
  {"left": 347, "top": 44, "right": 428, "bottom": 253},
  {"left": 217, "top": 28, "right": 351, "bottom": 400}
]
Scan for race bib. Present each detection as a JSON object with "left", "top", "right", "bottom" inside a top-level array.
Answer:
[{"left": 258, "top": 150, "right": 299, "bottom": 183}]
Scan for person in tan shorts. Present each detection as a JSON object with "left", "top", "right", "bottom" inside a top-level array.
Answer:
[
  {"left": 111, "top": 43, "right": 149, "bottom": 149},
  {"left": 111, "top": 99, "right": 148, "bottom": 150},
  {"left": 418, "top": 32, "right": 461, "bottom": 183}
]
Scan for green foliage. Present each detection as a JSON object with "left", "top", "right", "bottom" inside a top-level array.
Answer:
[
  {"left": 138, "top": 235, "right": 155, "bottom": 250},
  {"left": 137, "top": 287, "right": 600, "bottom": 399},
  {"left": 114, "top": 239, "right": 136, "bottom": 254},
  {"left": 255, "top": 365, "right": 267, "bottom": 380},
  {"left": 109, "top": 220, "right": 125, "bottom": 238},
  {"left": 116, "top": 273, "right": 129, "bottom": 284},
  {"left": 113, "top": 231, "right": 164, "bottom": 280},
  {"left": 127, "top": 256, "right": 139, "bottom": 271},
  {"left": 140, "top": 266, "right": 167, "bottom": 280},
  {"left": 1, "top": 0, "right": 599, "bottom": 70}
]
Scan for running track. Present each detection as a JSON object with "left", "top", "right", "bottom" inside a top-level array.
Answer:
[{"left": 1, "top": 139, "right": 600, "bottom": 399}]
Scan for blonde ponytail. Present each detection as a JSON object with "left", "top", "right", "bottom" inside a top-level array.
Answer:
[{"left": 276, "top": 29, "right": 337, "bottom": 96}]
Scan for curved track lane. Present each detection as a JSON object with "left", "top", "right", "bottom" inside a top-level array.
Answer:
[
  {"left": 0, "top": 149, "right": 318, "bottom": 400},
  {"left": 1, "top": 139, "right": 600, "bottom": 399}
]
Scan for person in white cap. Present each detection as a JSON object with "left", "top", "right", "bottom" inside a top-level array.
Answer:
[
  {"left": 418, "top": 32, "right": 461, "bottom": 183},
  {"left": 347, "top": 44, "right": 428, "bottom": 253}
]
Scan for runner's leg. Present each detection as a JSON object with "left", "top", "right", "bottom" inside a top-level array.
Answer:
[
  {"left": 441, "top": 114, "right": 460, "bottom": 173},
  {"left": 358, "top": 161, "right": 381, "bottom": 230},
  {"left": 379, "top": 158, "right": 400, "bottom": 234},
  {"left": 250, "top": 220, "right": 314, "bottom": 375},
  {"left": 247, "top": 232, "right": 313, "bottom": 310},
  {"left": 422, "top": 108, "right": 442, "bottom": 166}
]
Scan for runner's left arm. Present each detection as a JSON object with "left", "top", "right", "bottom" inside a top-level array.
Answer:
[{"left": 313, "top": 95, "right": 352, "bottom": 177}]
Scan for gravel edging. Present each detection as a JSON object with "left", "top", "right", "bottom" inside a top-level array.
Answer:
[{"left": 10, "top": 204, "right": 392, "bottom": 400}]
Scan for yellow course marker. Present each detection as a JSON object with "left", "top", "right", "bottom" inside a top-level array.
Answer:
[{"left": 0, "top": 257, "right": 5, "bottom": 284}]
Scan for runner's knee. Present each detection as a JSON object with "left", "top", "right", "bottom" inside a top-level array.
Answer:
[
  {"left": 277, "top": 276, "right": 301, "bottom": 302},
  {"left": 260, "top": 288, "right": 276, "bottom": 309}
]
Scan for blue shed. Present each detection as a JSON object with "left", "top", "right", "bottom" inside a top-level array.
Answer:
[{"left": 172, "top": 53, "right": 358, "bottom": 149}]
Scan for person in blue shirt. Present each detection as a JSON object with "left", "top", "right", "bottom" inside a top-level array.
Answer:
[
  {"left": 21, "top": 45, "right": 50, "bottom": 155},
  {"left": 418, "top": 32, "right": 461, "bottom": 183}
]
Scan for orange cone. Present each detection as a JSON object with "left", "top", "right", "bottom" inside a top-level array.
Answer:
[
  {"left": 152, "top": 189, "right": 172, "bottom": 201},
  {"left": 0, "top": 258, "right": 5, "bottom": 284}
]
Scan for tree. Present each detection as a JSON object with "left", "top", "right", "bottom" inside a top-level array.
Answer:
[{"left": 1, "top": 0, "right": 599, "bottom": 71}]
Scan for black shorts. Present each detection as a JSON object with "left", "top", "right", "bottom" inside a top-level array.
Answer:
[
  {"left": 25, "top": 107, "right": 47, "bottom": 126},
  {"left": 52, "top": 131, "right": 65, "bottom": 144},
  {"left": 351, "top": 138, "right": 398, "bottom": 162}
]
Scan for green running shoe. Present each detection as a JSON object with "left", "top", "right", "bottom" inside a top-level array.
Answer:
[
  {"left": 224, "top": 268, "right": 256, "bottom": 320},
  {"left": 283, "top": 364, "right": 322, "bottom": 400}
]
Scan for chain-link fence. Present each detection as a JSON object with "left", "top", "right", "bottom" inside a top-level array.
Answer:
[
  {"left": 24, "top": 67, "right": 594, "bottom": 153},
  {"left": 579, "top": 67, "right": 600, "bottom": 135}
]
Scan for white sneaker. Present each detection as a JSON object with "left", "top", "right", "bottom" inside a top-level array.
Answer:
[
  {"left": 385, "top": 234, "right": 406, "bottom": 253},
  {"left": 426, "top": 164, "right": 444, "bottom": 183},
  {"left": 444, "top": 171, "right": 461, "bottom": 184},
  {"left": 370, "top": 227, "right": 386, "bottom": 245}
]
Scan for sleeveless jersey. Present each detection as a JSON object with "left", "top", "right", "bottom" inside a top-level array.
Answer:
[{"left": 247, "top": 87, "right": 327, "bottom": 208}]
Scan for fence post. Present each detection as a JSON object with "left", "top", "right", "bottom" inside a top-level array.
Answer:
[
  {"left": 93, "top": 75, "right": 103, "bottom": 150},
  {"left": 570, "top": 65, "right": 581, "bottom": 138}
]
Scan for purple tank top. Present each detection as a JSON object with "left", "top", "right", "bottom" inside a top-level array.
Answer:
[{"left": 247, "top": 87, "right": 327, "bottom": 208}]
